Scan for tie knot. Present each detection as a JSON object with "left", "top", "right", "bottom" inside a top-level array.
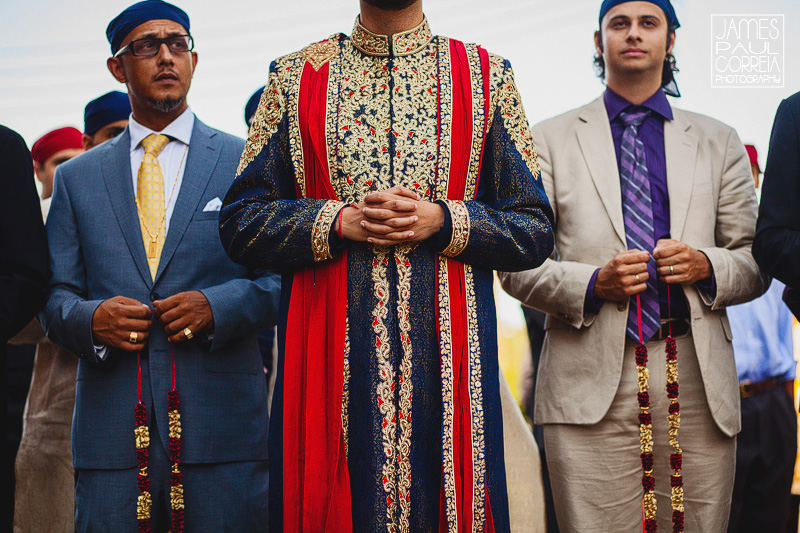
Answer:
[
  {"left": 619, "top": 107, "right": 651, "bottom": 129},
  {"left": 141, "top": 133, "right": 170, "bottom": 156}
]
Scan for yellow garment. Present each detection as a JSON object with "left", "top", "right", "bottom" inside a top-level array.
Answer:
[{"left": 137, "top": 133, "right": 169, "bottom": 278}]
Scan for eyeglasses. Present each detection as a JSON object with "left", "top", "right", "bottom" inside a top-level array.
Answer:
[{"left": 114, "top": 35, "right": 194, "bottom": 57}]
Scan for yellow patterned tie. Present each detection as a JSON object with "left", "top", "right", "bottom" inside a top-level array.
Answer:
[{"left": 137, "top": 133, "right": 170, "bottom": 279}]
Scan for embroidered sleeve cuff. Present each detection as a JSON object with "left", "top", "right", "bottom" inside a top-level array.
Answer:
[
  {"left": 312, "top": 200, "right": 345, "bottom": 262},
  {"left": 439, "top": 199, "right": 470, "bottom": 257}
]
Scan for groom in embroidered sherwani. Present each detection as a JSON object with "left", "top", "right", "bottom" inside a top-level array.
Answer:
[{"left": 220, "top": 1, "right": 554, "bottom": 530}]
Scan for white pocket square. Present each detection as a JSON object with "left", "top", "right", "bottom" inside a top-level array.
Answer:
[{"left": 203, "top": 197, "right": 222, "bottom": 212}]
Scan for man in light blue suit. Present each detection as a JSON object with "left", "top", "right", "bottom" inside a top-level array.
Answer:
[{"left": 42, "top": 1, "right": 279, "bottom": 531}]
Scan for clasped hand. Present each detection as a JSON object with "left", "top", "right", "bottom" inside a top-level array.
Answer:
[
  {"left": 340, "top": 186, "right": 445, "bottom": 246},
  {"left": 593, "top": 239, "right": 712, "bottom": 302},
  {"left": 92, "top": 291, "right": 214, "bottom": 351}
]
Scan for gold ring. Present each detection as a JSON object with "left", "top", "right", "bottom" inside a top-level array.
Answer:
[
  {"left": 635, "top": 274, "right": 640, "bottom": 283},
  {"left": 184, "top": 327, "right": 193, "bottom": 340},
  {"left": 129, "top": 331, "right": 138, "bottom": 343},
  {"left": 670, "top": 265, "right": 674, "bottom": 275}
]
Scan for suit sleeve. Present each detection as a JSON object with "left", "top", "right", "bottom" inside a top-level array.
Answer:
[
  {"left": 0, "top": 127, "right": 48, "bottom": 343},
  {"left": 498, "top": 122, "right": 600, "bottom": 330},
  {"left": 220, "top": 61, "right": 340, "bottom": 270},
  {"left": 754, "top": 97, "right": 800, "bottom": 288},
  {"left": 42, "top": 166, "right": 105, "bottom": 361},
  {"left": 438, "top": 59, "right": 554, "bottom": 272},
  {"left": 697, "top": 126, "right": 768, "bottom": 308}
]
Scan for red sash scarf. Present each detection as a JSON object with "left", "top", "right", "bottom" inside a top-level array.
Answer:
[
  {"left": 283, "top": 60, "right": 352, "bottom": 532},
  {"left": 283, "top": 38, "right": 491, "bottom": 532}
]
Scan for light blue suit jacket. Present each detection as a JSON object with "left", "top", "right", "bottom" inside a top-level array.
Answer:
[{"left": 43, "top": 118, "right": 280, "bottom": 469}]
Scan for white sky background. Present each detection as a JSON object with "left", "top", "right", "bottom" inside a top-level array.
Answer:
[{"left": 2, "top": 0, "right": 798, "bottom": 152}]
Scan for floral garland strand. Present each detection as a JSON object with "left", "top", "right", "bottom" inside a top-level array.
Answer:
[
  {"left": 665, "top": 333, "right": 684, "bottom": 532},
  {"left": 134, "top": 353, "right": 152, "bottom": 533},
  {"left": 636, "top": 341, "right": 657, "bottom": 533},
  {"left": 168, "top": 388, "right": 185, "bottom": 532}
]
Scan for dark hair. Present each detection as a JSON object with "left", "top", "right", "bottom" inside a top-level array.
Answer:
[{"left": 593, "top": 29, "right": 679, "bottom": 86}]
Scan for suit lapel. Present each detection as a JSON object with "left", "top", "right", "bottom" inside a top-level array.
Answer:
[
  {"left": 576, "top": 97, "right": 627, "bottom": 246},
  {"left": 665, "top": 110, "right": 698, "bottom": 242},
  {"left": 154, "top": 119, "right": 220, "bottom": 282},
  {"left": 102, "top": 129, "right": 153, "bottom": 289}
]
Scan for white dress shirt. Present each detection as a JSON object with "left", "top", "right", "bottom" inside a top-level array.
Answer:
[{"left": 128, "top": 107, "right": 195, "bottom": 234}]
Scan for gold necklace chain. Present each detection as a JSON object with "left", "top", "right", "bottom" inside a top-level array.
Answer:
[{"left": 134, "top": 143, "right": 188, "bottom": 257}]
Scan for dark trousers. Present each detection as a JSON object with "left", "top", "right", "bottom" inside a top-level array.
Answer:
[
  {"left": 75, "top": 411, "right": 269, "bottom": 532},
  {"left": 728, "top": 383, "right": 797, "bottom": 533}
]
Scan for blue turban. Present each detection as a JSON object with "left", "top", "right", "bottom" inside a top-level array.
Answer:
[
  {"left": 245, "top": 86, "right": 266, "bottom": 127},
  {"left": 84, "top": 91, "right": 132, "bottom": 134},
  {"left": 599, "top": 0, "right": 680, "bottom": 29},
  {"left": 106, "top": 0, "right": 190, "bottom": 55}
]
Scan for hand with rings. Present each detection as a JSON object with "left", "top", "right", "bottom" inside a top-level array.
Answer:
[
  {"left": 593, "top": 249, "right": 651, "bottom": 302},
  {"left": 653, "top": 238, "right": 713, "bottom": 285}
]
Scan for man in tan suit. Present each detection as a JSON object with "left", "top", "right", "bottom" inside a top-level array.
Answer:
[{"left": 500, "top": 1, "right": 765, "bottom": 530}]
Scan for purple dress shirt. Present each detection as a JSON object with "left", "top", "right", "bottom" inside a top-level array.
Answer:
[{"left": 584, "top": 89, "right": 715, "bottom": 319}]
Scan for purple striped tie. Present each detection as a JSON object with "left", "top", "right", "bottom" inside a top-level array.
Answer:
[{"left": 619, "top": 107, "right": 660, "bottom": 343}]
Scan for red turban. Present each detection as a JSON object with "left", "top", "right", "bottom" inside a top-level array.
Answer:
[{"left": 31, "top": 127, "right": 83, "bottom": 164}]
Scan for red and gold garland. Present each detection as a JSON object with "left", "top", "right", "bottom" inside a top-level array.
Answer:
[
  {"left": 135, "top": 347, "right": 184, "bottom": 533},
  {"left": 636, "top": 288, "right": 684, "bottom": 533}
]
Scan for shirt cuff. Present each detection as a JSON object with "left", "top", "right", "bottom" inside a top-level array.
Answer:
[
  {"left": 584, "top": 268, "right": 603, "bottom": 315},
  {"left": 94, "top": 344, "right": 108, "bottom": 361},
  {"left": 425, "top": 200, "right": 453, "bottom": 252},
  {"left": 695, "top": 271, "right": 717, "bottom": 299}
]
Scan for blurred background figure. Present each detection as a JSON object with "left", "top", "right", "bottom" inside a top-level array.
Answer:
[
  {"left": 82, "top": 90, "right": 131, "bottom": 150},
  {"left": 0, "top": 125, "right": 49, "bottom": 533},
  {"left": 14, "top": 95, "right": 130, "bottom": 532},
  {"left": 726, "top": 143, "right": 797, "bottom": 533},
  {"left": 7, "top": 126, "right": 82, "bottom": 532}
]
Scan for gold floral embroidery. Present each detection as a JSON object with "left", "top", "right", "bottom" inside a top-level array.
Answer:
[
  {"left": 436, "top": 256, "right": 457, "bottom": 533},
  {"left": 236, "top": 71, "right": 284, "bottom": 177},
  {"left": 351, "top": 16, "right": 433, "bottom": 57},
  {"left": 392, "top": 18, "right": 433, "bottom": 57},
  {"left": 465, "top": 43, "right": 487, "bottom": 200},
  {"left": 395, "top": 243, "right": 416, "bottom": 531},
  {"left": 441, "top": 200, "right": 470, "bottom": 257},
  {"left": 497, "top": 62, "right": 541, "bottom": 180},
  {"left": 465, "top": 265, "right": 486, "bottom": 530},
  {"left": 435, "top": 37, "right": 453, "bottom": 200},
  {"left": 311, "top": 200, "right": 344, "bottom": 261},
  {"left": 333, "top": 40, "right": 392, "bottom": 204},
  {"left": 371, "top": 247, "right": 399, "bottom": 530},
  {"left": 302, "top": 39, "right": 339, "bottom": 71}
]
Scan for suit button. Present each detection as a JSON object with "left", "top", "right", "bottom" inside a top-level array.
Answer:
[
  {"left": 617, "top": 302, "right": 626, "bottom": 312},
  {"left": 150, "top": 292, "right": 160, "bottom": 301}
]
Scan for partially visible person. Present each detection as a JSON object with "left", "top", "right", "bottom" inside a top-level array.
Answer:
[
  {"left": 14, "top": 107, "right": 126, "bottom": 532},
  {"left": 754, "top": 92, "right": 800, "bottom": 317},
  {"left": 31, "top": 127, "right": 84, "bottom": 219},
  {"left": 82, "top": 90, "right": 132, "bottom": 150},
  {"left": 244, "top": 85, "right": 264, "bottom": 129},
  {"left": 0, "top": 125, "right": 49, "bottom": 533}
]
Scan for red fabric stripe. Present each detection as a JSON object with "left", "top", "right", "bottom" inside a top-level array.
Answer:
[{"left": 284, "top": 59, "right": 352, "bottom": 532}]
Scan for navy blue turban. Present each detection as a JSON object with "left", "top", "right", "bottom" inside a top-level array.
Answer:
[
  {"left": 599, "top": 0, "right": 680, "bottom": 29},
  {"left": 244, "top": 86, "right": 266, "bottom": 127},
  {"left": 106, "top": 0, "right": 190, "bottom": 55},
  {"left": 84, "top": 91, "right": 132, "bottom": 134}
]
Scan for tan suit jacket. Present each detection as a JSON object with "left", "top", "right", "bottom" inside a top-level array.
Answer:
[{"left": 499, "top": 96, "right": 766, "bottom": 437}]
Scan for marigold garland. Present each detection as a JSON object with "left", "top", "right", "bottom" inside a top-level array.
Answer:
[
  {"left": 134, "top": 348, "right": 184, "bottom": 532},
  {"left": 636, "top": 289, "right": 684, "bottom": 533}
]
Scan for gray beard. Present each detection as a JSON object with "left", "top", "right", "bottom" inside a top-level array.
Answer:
[{"left": 147, "top": 96, "right": 184, "bottom": 114}]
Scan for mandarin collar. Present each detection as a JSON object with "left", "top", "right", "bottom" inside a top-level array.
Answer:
[
  {"left": 351, "top": 16, "right": 433, "bottom": 57},
  {"left": 604, "top": 88, "right": 674, "bottom": 123}
]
